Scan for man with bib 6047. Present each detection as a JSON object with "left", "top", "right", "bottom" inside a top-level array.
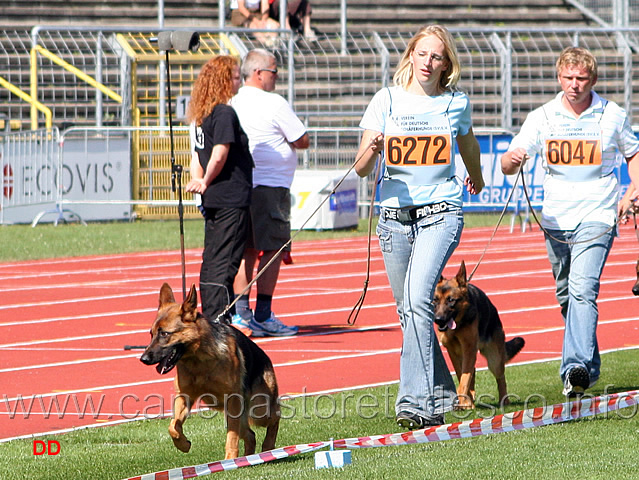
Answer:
[
  {"left": 355, "top": 25, "right": 485, "bottom": 430},
  {"left": 501, "top": 47, "right": 639, "bottom": 397}
]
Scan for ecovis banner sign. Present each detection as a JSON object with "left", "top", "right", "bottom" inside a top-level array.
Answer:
[{"left": 0, "top": 129, "right": 131, "bottom": 224}]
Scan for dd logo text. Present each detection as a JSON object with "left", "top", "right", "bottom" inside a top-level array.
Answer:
[{"left": 33, "top": 440, "right": 61, "bottom": 456}]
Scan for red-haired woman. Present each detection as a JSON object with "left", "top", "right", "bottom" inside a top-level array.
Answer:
[{"left": 186, "top": 55, "right": 253, "bottom": 323}]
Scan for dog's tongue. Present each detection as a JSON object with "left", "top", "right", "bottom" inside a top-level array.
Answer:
[
  {"left": 156, "top": 357, "right": 174, "bottom": 375},
  {"left": 447, "top": 319, "right": 456, "bottom": 330}
]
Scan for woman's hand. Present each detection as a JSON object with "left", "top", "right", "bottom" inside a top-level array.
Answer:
[
  {"left": 185, "top": 178, "right": 207, "bottom": 194},
  {"left": 464, "top": 175, "right": 484, "bottom": 195},
  {"left": 355, "top": 130, "right": 384, "bottom": 177}
]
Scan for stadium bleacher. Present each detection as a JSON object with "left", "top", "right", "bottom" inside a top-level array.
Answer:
[
  {"left": 0, "top": 0, "right": 592, "bottom": 30},
  {"left": 1, "top": 1, "right": 637, "bottom": 222},
  {"left": 0, "top": 0, "right": 604, "bottom": 132}
]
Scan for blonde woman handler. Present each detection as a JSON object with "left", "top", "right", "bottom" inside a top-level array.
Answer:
[{"left": 355, "top": 25, "right": 485, "bottom": 430}]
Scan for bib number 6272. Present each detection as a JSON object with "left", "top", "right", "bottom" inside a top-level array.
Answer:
[{"left": 386, "top": 135, "right": 450, "bottom": 166}]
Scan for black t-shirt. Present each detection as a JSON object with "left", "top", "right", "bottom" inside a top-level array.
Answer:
[{"left": 195, "top": 104, "right": 253, "bottom": 208}]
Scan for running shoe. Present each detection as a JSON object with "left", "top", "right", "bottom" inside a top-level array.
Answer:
[
  {"left": 230, "top": 314, "right": 253, "bottom": 337},
  {"left": 562, "top": 366, "right": 590, "bottom": 397},
  {"left": 249, "top": 312, "right": 298, "bottom": 337}
]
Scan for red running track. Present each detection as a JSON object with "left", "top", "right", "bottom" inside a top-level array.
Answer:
[{"left": 1, "top": 223, "right": 638, "bottom": 442}]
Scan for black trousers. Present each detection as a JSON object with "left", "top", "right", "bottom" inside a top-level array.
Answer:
[{"left": 199, "top": 206, "right": 249, "bottom": 322}]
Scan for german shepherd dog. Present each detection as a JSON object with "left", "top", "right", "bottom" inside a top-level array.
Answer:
[
  {"left": 140, "top": 283, "right": 280, "bottom": 459},
  {"left": 433, "top": 261, "right": 525, "bottom": 409},
  {"left": 633, "top": 258, "right": 639, "bottom": 296}
]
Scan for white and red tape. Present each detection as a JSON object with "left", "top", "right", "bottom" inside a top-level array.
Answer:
[{"left": 125, "top": 390, "right": 638, "bottom": 479}]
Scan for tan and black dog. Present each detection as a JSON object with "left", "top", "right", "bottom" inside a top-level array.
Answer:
[
  {"left": 140, "top": 283, "right": 280, "bottom": 459},
  {"left": 433, "top": 261, "right": 525, "bottom": 409},
  {"left": 633, "top": 258, "right": 639, "bottom": 296}
]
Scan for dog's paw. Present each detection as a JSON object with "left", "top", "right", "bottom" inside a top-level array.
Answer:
[
  {"left": 173, "top": 437, "right": 192, "bottom": 453},
  {"left": 454, "top": 395, "right": 475, "bottom": 410}
]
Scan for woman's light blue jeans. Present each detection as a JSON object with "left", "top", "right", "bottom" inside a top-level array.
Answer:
[
  {"left": 377, "top": 207, "right": 462, "bottom": 419},
  {"left": 544, "top": 221, "right": 615, "bottom": 386}
]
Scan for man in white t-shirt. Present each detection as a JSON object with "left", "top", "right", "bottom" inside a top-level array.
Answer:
[
  {"left": 231, "top": 48, "right": 309, "bottom": 337},
  {"left": 501, "top": 47, "right": 639, "bottom": 397}
]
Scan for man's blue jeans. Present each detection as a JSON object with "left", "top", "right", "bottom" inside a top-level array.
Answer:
[
  {"left": 377, "top": 207, "right": 462, "bottom": 419},
  {"left": 544, "top": 221, "right": 615, "bottom": 385}
]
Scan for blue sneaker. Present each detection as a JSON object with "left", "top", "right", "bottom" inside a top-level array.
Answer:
[
  {"left": 249, "top": 313, "right": 298, "bottom": 337},
  {"left": 231, "top": 314, "right": 253, "bottom": 337}
]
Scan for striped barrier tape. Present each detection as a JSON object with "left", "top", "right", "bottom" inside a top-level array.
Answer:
[
  {"left": 126, "top": 442, "right": 330, "bottom": 480},
  {"left": 333, "top": 389, "right": 639, "bottom": 449},
  {"left": 124, "top": 390, "right": 638, "bottom": 479}
]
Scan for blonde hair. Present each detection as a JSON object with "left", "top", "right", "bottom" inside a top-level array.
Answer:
[
  {"left": 393, "top": 25, "right": 461, "bottom": 91},
  {"left": 187, "top": 55, "right": 239, "bottom": 126},
  {"left": 556, "top": 46, "right": 598, "bottom": 80}
]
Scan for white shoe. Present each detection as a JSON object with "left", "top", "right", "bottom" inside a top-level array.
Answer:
[
  {"left": 249, "top": 313, "right": 298, "bottom": 337},
  {"left": 230, "top": 314, "right": 253, "bottom": 337}
]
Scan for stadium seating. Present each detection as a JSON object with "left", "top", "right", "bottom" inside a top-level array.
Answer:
[{"left": 0, "top": 1, "right": 635, "bottom": 133}]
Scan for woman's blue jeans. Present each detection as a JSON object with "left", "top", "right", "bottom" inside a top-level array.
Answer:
[
  {"left": 377, "top": 207, "right": 462, "bottom": 419},
  {"left": 544, "top": 221, "right": 615, "bottom": 386}
]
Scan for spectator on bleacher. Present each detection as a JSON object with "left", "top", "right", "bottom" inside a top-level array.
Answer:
[
  {"left": 269, "top": 0, "right": 317, "bottom": 41},
  {"left": 230, "top": 48, "right": 309, "bottom": 337},
  {"left": 230, "top": 0, "right": 269, "bottom": 27},
  {"left": 501, "top": 46, "right": 639, "bottom": 398},
  {"left": 230, "top": 0, "right": 280, "bottom": 47},
  {"left": 185, "top": 56, "right": 253, "bottom": 323},
  {"left": 354, "top": 25, "right": 485, "bottom": 430}
]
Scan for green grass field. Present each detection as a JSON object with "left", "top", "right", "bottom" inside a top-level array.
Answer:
[
  {"left": 0, "top": 213, "right": 507, "bottom": 262},
  {"left": 2, "top": 215, "right": 637, "bottom": 479},
  {"left": 1, "top": 351, "right": 638, "bottom": 480}
]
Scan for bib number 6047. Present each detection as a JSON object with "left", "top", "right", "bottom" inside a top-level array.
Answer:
[{"left": 546, "top": 139, "right": 601, "bottom": 166}]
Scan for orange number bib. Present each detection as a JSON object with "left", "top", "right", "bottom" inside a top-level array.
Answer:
[
  {"left": 545, "top": 139, "right": 602, "bottom": 166},
  {"left": 543, "top": 121, "right": 604, "bottom": 182},
  {"left": 385, "top": 135, "right": 451, "bottom": 166}
]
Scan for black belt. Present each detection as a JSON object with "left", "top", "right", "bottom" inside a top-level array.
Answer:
[{"left": 381, "top": 202, "right": 455, "bottom": 223}]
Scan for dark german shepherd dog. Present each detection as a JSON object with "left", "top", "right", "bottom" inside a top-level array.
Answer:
[
  {"left": 140, "top": 283, "right": 280, "bottom": 459},
  {"left": 433, "top": 261, "right": 525, "bottom": 409},
  {"left": 633, "top": 258, "right": 639, "bottom": 296}
]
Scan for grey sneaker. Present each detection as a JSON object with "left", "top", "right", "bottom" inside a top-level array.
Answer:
[
  {"left": 249, "top": 312, "right": 298, "bottom": 337},
  {"left": 562, "top": 366, "right": 590, "bottom": 397},
  {"left": 396, "top": 411, "right": 444, "bottom": 430}
]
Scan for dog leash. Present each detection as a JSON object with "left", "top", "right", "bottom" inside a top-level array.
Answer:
[
  {"left": 519, "top": 168, "right": 636, "bottom": 246},
  {"left": 215, "top": 138, "right": 380, "bottom": 324},
  {"left": 346, "top": 155, "right": 382, "bottom": 326},
  {"left": 467, "top": 167, "right": 523, "bottom": 283}
]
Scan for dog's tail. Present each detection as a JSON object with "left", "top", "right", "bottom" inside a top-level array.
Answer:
[{"left": 505, "top": 337, "right": 525, "bottom": 361}]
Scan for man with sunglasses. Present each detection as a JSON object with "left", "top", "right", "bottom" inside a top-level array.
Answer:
[{"left": 231, "top": 48, "right": 309, "bottom": 337}]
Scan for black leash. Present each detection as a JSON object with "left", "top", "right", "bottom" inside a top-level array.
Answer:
[
  {"left": 467, "top": 167, "right": 523, "bottom": 283},
  {"left": 215, "top": 140, "right": 379, "bottom": 324},
  {"left": 519, "top": 169, "right": 635, "bottom": 246},
  {"left": 346, "top": 157, "right": 382, "bottom": 326}
]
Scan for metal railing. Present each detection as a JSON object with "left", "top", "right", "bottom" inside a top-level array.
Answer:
[
  {"left": 567, "top": 0, "right": 639, "bottom": 26},
  {"left": 4, "top": 26, "right": 639, "bottom": 133}
]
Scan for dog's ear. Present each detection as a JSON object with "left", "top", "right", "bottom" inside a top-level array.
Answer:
[
  {"left": 159, "top": 283, "right": 176, "bottom": 309},
  {"left": 181, "top": 284, "right": 199, "bottom": 322},
  {"left": 456, "top": 261, "right": 468, "bottom": 287}
]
